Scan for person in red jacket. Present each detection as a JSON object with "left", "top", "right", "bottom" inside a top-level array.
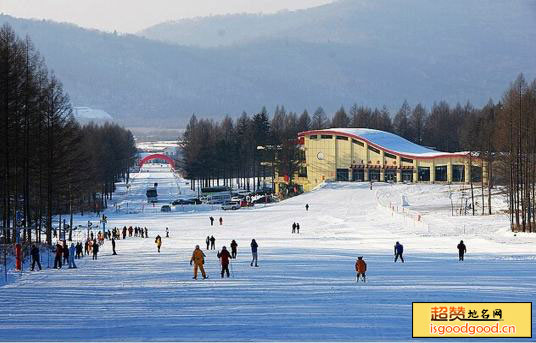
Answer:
[
  {"left": 217, "top": 246, "right": 232, "bottom": 278},
  {"left": 355, "top": 256, "right": 367, "bottom": 282}
]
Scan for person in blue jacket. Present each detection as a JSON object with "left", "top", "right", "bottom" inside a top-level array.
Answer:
[
  {"left": 394, "top": 241, "right": 404, "bottom": 263},
  {"left": 250, "top": 239, "right": 258, "bottom": 267}
]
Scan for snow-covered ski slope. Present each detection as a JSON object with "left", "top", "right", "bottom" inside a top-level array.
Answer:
[{"left": 1, "top": 165, "right": 535, "bottom": 341}]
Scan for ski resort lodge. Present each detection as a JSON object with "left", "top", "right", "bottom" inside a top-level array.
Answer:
[{"left": 276, "top": 128, "right": 487, "bottom": 194}]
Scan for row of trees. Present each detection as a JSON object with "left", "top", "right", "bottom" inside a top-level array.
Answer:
[
  {"left": 495, "top": 76, "right": 536, "bottom": 232},
  {"left": 0, "top": 24, "right": 137, "bottom": 244},
  {"left": 180, "top": 75, "right": 536, "bottom": 232},
  {"left": 181, "top": 109, "right": 274, "bottom": 192}
]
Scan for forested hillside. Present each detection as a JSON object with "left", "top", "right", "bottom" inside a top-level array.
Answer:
[{"left": 2, "top": 0, "right": 535, "bottom": 127}]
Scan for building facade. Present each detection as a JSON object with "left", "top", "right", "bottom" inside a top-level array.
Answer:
[{"left": 276, "top": 128, "right": 487, "bottom": 194}]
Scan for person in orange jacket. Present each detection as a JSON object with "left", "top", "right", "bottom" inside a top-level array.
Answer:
[
  {"left": 355, "top": 256, "right": 367, "bottom": 282},
  {"left": 155, "top": 235, "right": 162, "bottom": 253},
  {"left": 190, "top": 245, "right": 207, "bottom": 279}
]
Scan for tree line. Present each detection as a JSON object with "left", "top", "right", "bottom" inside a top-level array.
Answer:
[
  {"left": 0, "top": 24, "right": 138, "bottom": 245},
  {"left": 180, "top": 75, "right": 536, "bottom": 232}
]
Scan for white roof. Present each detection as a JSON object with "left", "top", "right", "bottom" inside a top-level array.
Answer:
[
  {"left": 73, "top": 107, "right": 113, "bottom": 120},
  {"left": 307, "top": 128, "right": 466, "bottom": 158}
]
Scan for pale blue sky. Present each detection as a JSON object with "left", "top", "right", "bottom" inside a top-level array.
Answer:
[{"left": 0, "top": 0, "right": 334, "bottom": 33}]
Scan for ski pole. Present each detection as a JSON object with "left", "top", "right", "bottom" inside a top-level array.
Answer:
[{"left": 230, "top": 260, "right": 234, "bottom": 278}]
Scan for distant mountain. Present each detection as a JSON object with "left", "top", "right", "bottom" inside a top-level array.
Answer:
[{"left": 2, "top": 0, "right": 535, "bottom": 128}]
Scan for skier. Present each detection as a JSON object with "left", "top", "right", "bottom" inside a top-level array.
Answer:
[
  {"left": 296, "top": 223, "right": 300, "bottom": 234},
  {"left": 84, "top": 240, "right": 89, "bottom": 256},
  {"left": 128, "top": 226, "right": 133, "bottom": 237},
  {"left": 250, "top": 239, "right": 258, "bottom": 267},
  {"left": 166, "top": 227, "right": 169, "bottom": 238},
  {"left": 219, "top": 217, "right": 223, "bottom": 225},
  {"left": 112, "top": 237, "right": 117, "bottom": 255},
  {"left": 230, "top": 240, "right": 238, "bottom": 259},
  {"left": 206, "top": 236, "right": 210, "bottom": 250},
  {"left": 292, "top": 222, "right": 296, "bottom": 234},
  {"left": 76, "top": 242, "right": 82, "bottom": 258},
  {"left": 305, "top": 204, "right": 309, "bottom": 211},
  {"left": 155, "top": 235, "right": 162, "bottom": 253},
  {"left": 62, "top": 241, "right": 69, "bottom": 265},
  {"left": 145, "top": 227, "right": 148, "bottom": 238},
  {"left": 210, "top": 235, "right": 216, "bottom": 250},
  {"left": 394, "top": 241, "right": 404, "bottom": 263},
  {"left": 122, "top": 227, "right": 127, "bottom": 239},
  {"left": 92, "top": 239, "right": 99, "bottom": 260},
  {"left": 217, "top": 246, "right": 232, "bottom": 278},
  {"left": 355, "top": 256, "right": 367, "bottom": 282},
  {"left": 54, "top": 242, "right": 63, "bottom": 269},
  {"left": 30, "top": 244, "right": 42, "bottom": 271},
  {"left": 210, "top": 216, "right": 215, "bottom": 226},
  {"left": 457, "top": 240, "right": 467, "bottom": 261},
  {"left": 68, "top": 243, "right": 77, "bottom": 269},
  {"left": 190, "top": 245, "right": 207, "bottom": 279}
]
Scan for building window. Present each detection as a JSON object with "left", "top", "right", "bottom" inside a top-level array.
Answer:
[
  {"left": 402, "top": 170, "right": 413, "bottom": 182},
  {"left": 401, "top": 157, "right": 413, "bottom": 164},
  {"left": 471, "top": 166, "right": 482, "bottom": 182},
  {"left": 352, "top": 139, "right": 364, "bottom": 146},
  {"left": 336, "top": 136, "right": 348, "bottom": 140},
  {"left": 418, "top": 167, "right": 430, "bottom": 181},
  {"left": 352, "top": 169, "right": 364, "bottom": 181},
  {"left": 452, "top": 165, "right": 465, "bottom": 182},
  {"left": 297, "top": 149, "right": 306, "bottom": 162},
  {"left": 336, "top": 169, "right": 349, "bottom": 181},
  {"left": 368, "top": 169, "right": 380, "bottom": 181},
  {"left": 321, "top": 135, "right": 332, "bottom": 139},
  {"left": 384, "top": 152, "right": 396, "bottom": 159},
  {"left": 435, "top": 166, "right": 447, "bottom": 181},
  {"left": 385, "top": 170, "right": 397, "bottom": 182},
  {"left": 368, "top": 146, "right": 380, "bottom": 154},
  {"left": 309, "top": 135, "right": 318, "bottom": 140}
]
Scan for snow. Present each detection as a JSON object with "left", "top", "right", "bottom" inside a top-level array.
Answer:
[
  {"left": 1, "top": 165, "right": 534, "bottom": 341},
  {"left": 310, "top": 128, "right": 466, "bottom": 157},
  {"left": 73, "top": 106, "right": 114, "bottom": 120}
]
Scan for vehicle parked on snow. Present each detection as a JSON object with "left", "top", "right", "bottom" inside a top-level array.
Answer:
[
  {"left": 222, "top": 201, "right": 241, "bottom": 210},
  {"left": 255, "top": 187, "right": 273, "bottom": 196},
  {"left": 240, "top": 200, "right": 254, "bottom": 207},
  {"left": 231, "top": 195, "right": 244, "bottom": 202},
  {"left": 234, "top": 190, "right": 250, "bottom": 197},
  {"left": 201, "top": 186, "right": 232, "bottom": 204},
  {"left": 172, "top": 198, "right": 202, "bottom": 205},
  {"left": 252, "top": 195, "right": 277, "bottom": 204}
]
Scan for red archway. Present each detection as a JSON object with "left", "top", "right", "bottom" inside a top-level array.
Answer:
[{"left": 138, "top": 154, "right": 176, "bottom": 170}]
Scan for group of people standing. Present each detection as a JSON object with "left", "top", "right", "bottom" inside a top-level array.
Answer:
[
  {"left": 291, "top": 222, "right": 301, "bottom": 234},
  {"left": 31, "top": 226, "right": 126, "bottom": 272},
  {"left": 205, "top": 236, "right": 216, "bottom": 250},
  {"left": 120, "top": 226, "right": 149, "bottom": 239},
  {"left": 49, "top": 239, "right": 99, "bottom": 270},
  {"left": 209, "top": 216, "right": 223, "bottom": 226},
  {"left": 190, "top": 238, "right": 259, "bottom": 280}
]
